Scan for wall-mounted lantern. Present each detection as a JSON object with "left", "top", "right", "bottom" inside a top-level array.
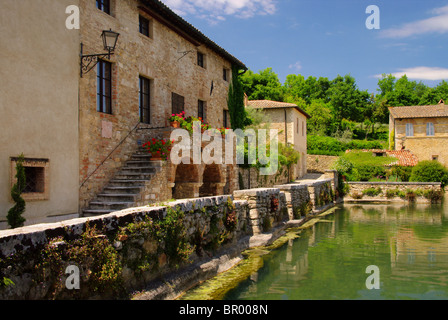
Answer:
[{"left": 80, "top": 29, "right": 119, "bottom": 77}]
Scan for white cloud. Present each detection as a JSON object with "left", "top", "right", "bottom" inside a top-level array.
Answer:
[
  {"left": 381, "top": 5, "right": 448, "bottom": 38},
  {"left": 288, "top": 61, "right": 302, "bottom": 72},
  {"left": 161, "top": 0, "right": 276, "bottom": 23},
  {"left": 373, "top": 67, "right": 448, "bottom": 81}
]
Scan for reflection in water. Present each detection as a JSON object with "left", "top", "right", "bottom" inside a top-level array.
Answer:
[{"left": 224, "top": 203, "right": 448, "bottom": 300}]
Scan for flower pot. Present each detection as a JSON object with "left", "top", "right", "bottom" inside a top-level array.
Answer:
[
  {"left": 150, "top": 152, "right": 163, "bottom": 161},
  {"left": 170, "top": 121, "right": 180, "bottom": 128}
]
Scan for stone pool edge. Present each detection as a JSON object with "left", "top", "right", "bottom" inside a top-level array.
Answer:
[{"left": 132, "top": 204, "right": 337, "bottom": 301}]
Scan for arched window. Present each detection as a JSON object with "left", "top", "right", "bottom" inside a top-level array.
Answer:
[
  {"left": 405, "top": 123, "right": 414, "bottom": 137},
  {"left": 426, "top": 122, "right": 435, "bottom": 136}
]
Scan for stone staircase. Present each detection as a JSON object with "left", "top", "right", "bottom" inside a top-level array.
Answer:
[{"left": 82, "top": 147, "right": 158, "bottom": 217}]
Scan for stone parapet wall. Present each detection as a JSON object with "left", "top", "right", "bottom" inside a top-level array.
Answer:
[
  {"left": 345, "top": 181, "right": 443, "bottom": 203},
  {"left": 0, "top": 177, "right": 336, "bottom": 300},
  {"left": 233, "top": 188, "right": 286, "bottom": 235},
  {"left": 238, "top": 166, "right": 291, "bottom": 190},
  {"left": 274, "top": 184, "right": 311, "bottom": 220}
]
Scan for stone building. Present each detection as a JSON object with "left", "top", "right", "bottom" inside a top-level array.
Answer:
[
  {"left": 245, "top": 99, "right": 310, "bottom": 180},
  {"left": 1, "top": 0, "right": 246, "bottom": 227},
  {"left": 78, "top": 0, "right": 247, "bottom": 215},
  {"left": 389, "top": 100, "right": 448, "bottom": 167}
]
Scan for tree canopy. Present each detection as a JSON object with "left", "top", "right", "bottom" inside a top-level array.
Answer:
[{"left": 239, "top": 67, "right": 448, "bottom": 135}]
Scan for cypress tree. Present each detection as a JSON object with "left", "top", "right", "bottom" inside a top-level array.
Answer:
[
  {"left": 7, "top": 154, "right": 26, "bottom": 228},
  {"left": 228, "top": 65, "right": 251, "bottom": 130}
]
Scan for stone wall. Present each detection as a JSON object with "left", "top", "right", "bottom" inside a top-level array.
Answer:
[
  {"left": 238, "top": 166, "right": 291, "bottom": 190},
  {"left": 275, "top": 184, "right": 311, "bottom": 220},
  {"left": 345, "top": 181, "right": 443, "bottom": 203},
  {"left": 0, "top": 177, "right": 336, "bottom": 300},
  {"left": 78, "top": 0, "right": 238, "bottom": 210},
  {"left": 134, "top": 160, "right": 174, "bottom": 206},
  {"left": 307, "top": 155, "right": 339, "bottom": 173},
  {"left": 233, "top": 188, "right": 287, "bottom": 235}
]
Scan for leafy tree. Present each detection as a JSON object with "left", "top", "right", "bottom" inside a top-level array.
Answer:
[
  {"left": 419, "top": 80, "right": 448, "bottom": 105},
  {"left": 410, "top": 160, "right": 448, "bottom": 188},
  {"left": 376, "top": 74, "right": 432, "bottom": 107},
  {"left": 377, "top": 73, "right": 396, "bottom": 98},
  {"left": 305, "top": 99, "right": 333, "bottom": 135},
  {"left": 327, "top": 74, "right": 370, "bottom": 124},
  {"left": 240, "top": 68, "right": 284, "bottom": 101},
  {"left": 283, "top": 74, "right": 330, "bottom": 105},
  {"left": 7, "top": 154, "right": 26, "bottom": 228}
]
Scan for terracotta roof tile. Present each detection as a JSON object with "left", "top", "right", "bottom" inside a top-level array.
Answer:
[
  {"left": 246, "top": 100, "right": 311, "bottom": 119},
  {"left": 389, "top": 102, "right": 448, "bottom": 119}
]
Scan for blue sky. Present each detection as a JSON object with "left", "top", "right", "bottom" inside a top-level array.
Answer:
[{"left": 161, "top": 0, "right": 448, "bottom": 94}]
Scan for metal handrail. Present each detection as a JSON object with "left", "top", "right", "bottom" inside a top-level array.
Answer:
[{"left": 79, "top": 121, "right": 141, "bottom": 189}]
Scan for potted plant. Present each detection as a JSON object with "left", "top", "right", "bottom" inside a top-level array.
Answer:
[
  {"left": 169, "top": 111, "right": 185, "bottom": 128},
  {"left": 201, "top": 122, "right": 211, "bottom": 133},
  {"left": 143, "top": 138, "right": 174, "bottom": 161},
  {"left": 180, "top": 116, "right": 205, "bottom": 134},
  {"left": 218, "top": 127, "right": 230, "bottom": 138}
]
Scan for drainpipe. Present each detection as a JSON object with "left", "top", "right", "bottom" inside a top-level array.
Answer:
[
  {"left": 394, "top": 118, "right": 396, "bottom": 150},
  {"left": 284, "top": 109, "right": 288, "bottom": 145},
  {"left": 285, "top": 109, "right": 290, "bottom": 180}
]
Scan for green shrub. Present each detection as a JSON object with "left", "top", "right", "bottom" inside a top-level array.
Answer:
[
  {"left": 308, "top": 149, "right": 342, "bottom": 156},
  {"left": 308, "top": 135, "right": 344, "bottom": 154},
  {"left": 362, "top": 187, "right": 382, "bottom": 197},
  {"left": 389, "top": 166, "right": 412, "bottom": 182},
  {"left": 351, "top": 192, "right": 364, "bottom": 199},
  {"left": 386, "top": 189, "right": 398, "bottom": 199},
  {"left": 345, "top": 139, "right": 384, "bottom": 150},
  {"left": 307, "top": 135, "right": 385, "bottom": 156},
  {"left": 332, "top": 157, "right": 354, "bottom": 174},
  {"left": 423, "top": 190, "right": 444, "bottom": 203},
  {"left": 410, "top": 161, "right": 448, "bottom": 188},
  {"left": 386, "top": 175, "right": 402, "bottom": 182},
  {"left": 406, "top": 189, "right": 416, "bottom": 202},
  {"left": 356, "top": 165, "right": 386, "bottom": 182}
]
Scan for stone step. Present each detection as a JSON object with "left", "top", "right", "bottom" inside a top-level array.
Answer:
[
  {"left": 96, "top": 193, "right": 137, "bottom": 202},
  {"left": 132, "top": 152, "right": 152, "bottom": 157},
  {"left": 82, "top": 145, "right": 161, "bottom": 216},
  {"left": 120, "top": 166, "right": 156, "bottom": 172},
  {"left": 108, "top": 179, "right": 147, "bottom": 187},
  {"left": 88, "top": 201, "right": 135, "bottom": 210},
  {"left": 125, "top": 160, "right": 152, "bottom": 167},
  {"left": 114, "top": 172, "right": 155, "bottom": 180},
  {"left": 103, "top": 186, "right": 144, "bottom": 194}
]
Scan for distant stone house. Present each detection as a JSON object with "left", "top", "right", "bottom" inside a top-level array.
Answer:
[
  {"left": 1, "top": 0, "right": 246, "bottom": 228},
  {"left": 245, "top": 99, "right": 311, "bottom": 180},
  {"left": 389, "top": 100, "right": 448, "bottom": 167}
]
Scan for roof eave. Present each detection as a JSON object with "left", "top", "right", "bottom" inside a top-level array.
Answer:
[
  {"left": 249, "top": 105, "right": 311, "bottom": 119},
  {"left": 139, "top": 0, "right": 247, "bottom": 70}
]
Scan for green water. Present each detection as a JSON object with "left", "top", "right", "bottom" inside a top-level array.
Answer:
[{"left": 191, "top": 203, "right": 448, "bottom": 300}]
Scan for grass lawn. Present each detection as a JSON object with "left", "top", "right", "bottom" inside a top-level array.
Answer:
[{"left": 342, "top": 150, "right": 398, "bottom": 167}]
